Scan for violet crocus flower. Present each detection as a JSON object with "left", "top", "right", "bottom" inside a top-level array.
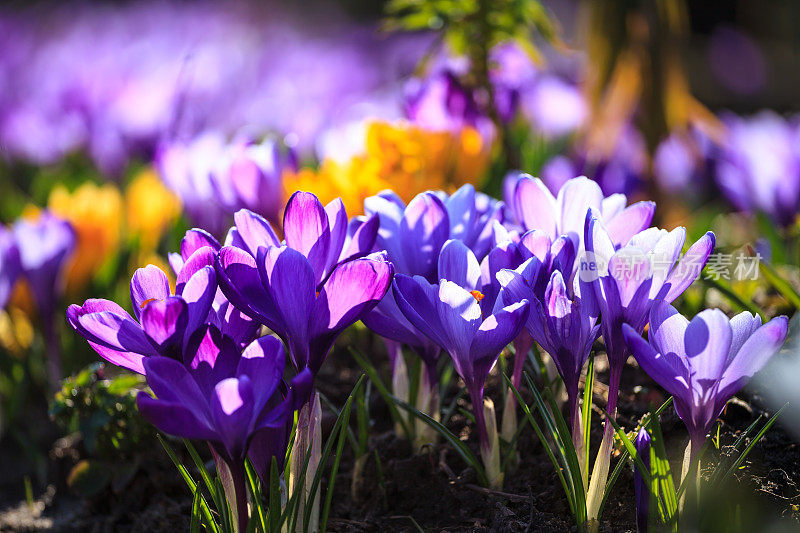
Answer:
[
  {"left": 0, "top": 227, "right": 21, "bottom": 310},
  {"left": 715, "top": 111, "right": 800, "bottom": 227},
  {"left": 362, "top": 186, "right": 503, "bottom": 441},
  {"left": 226, "top": 191, "right": 380, "bottom": 289},
  {"left": 393, "top": 239, "right": 529, "bottom": 487},
  {"left": 403, "top": 69, "right": 483, "bottom": 132},
  {"left": 216, "top": 243, "right": 393, "bottom": 377},
  {"left": 168, "top": 228, "right": 260, "bottom": 348},
  {"left": 14, "top": 212, "right": 75, "bottom": 384},
  {"left": 582, "top": 213, "right": 715, "bottom": 519},
  {"left": 623, "top": 302, "right": 788, "bottom": 465},
  {"left": 137, "top": 330, "right": 309, "bottom": 532},
  {"left": 634, "top": 427, "right": 651, "bottom": 533},
  {"left": 504, "top": 174, "right": 655, "bottom": 252},
  {"left": 497, "top": 260, "right": 599, "bottom": 430},
  {"left": 68, "top": 259, "right": 216, "bottom": 375}
]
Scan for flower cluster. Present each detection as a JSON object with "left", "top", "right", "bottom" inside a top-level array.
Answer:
[{"left": 65, "top": 174, "right": 788, "bottom": 527}]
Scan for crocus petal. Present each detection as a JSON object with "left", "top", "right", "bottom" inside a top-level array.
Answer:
[
  {"left": 184, "top": 325, "right": 241, "bottom": 392},
  {"left": 438, "top": 239, "right": 481, "bottom": 290},
  {"left": 467, "top": 300, "right": 529, "bottom": 387},
  {"left": 684, "top": 309, "right": 732, "bottom": 384},
  {"left": 136, "top": 392, "right": 218, "bottom": 441},
  {"left": 601, "top": 194, "right": 628, "bottom": 219},
  {"left": 77, "top": 310, "right": 158, "bottom": 369},
  {"left": 130, "top": 265, "right": 170, "bottom": 321},
  {"left": 181, "top": 229, "right": 221, "bottom": 260},
  {"left": 623, "top": 324, "right": 689, "bottom": 399},
  {"left": 340, "top": 214, "right": 379, "bottom": 263},
  {"left": 211, "top": 376, "right": 255, "bottom": 459},
  {"left": 216, "top": 246, "right": 280, "bottom": 331},
  {"left": 556, "top": 177, "right": 603, "bottom": 242},
  {"left": 604, "top": 201, "right": 656, "bottom": 246},
  {"left": 233, "top": 209, "right": 280, "bottom": 256},
  {"left": 239, "top": 335, "right": 285, "bottom": 412},
  {"left": 143, "top": 356, "right": 213, "bottom": 425},
  {"left": 648, "top": 300, "right": 690, "bottom": 358},
  {"left": 436, "top": 280, "right": 483, "bottom": 368},
  {"left": 180, "top": 266, "right": 217, "bottom": 345},
  {"left": 717, "top": 315, "right": 788, "bottom": 405},
  {"left": 283, "top": 191, "right": 331, "bottom": 282},
  {"left": 141, "top": 296, "right": 189, "bottom": 351},
  {"left": 324, "top": 198, "right": 349, "bottom": 272},
  {"left": 662, "top": 232, "right": 715, "bottom": 303},
  {"left": 446, "top": 184, "right": 478, "bottom": 242},
  {"left": 727, "top": 312, "right": 762, "bottom": 366},
  {"left": 649, "top": 227, "right": 686, "bottom": 298},
  {"left": 513, "top": 175, "right": 557, "bottom": 237},
  {"left": 176, "top": 247, "right": 216, "bottom": 293},
  {"left": 257, "top": 246, "right": 315, "bottom": 367},
  {"left": 399, "top": 192, "right": 449, "bottom": 281},
  {"left": 392, "top": 274, "right": 448, "bottom": 350}
]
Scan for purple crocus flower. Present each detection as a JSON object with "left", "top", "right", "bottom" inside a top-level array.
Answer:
[
  {"left": 392, "top": 239, "right": 529, "bottom": 485},
  {"left": 623, "top": 301, "right": 788, "bottom": 464},
  {"left": 496, "top": 259, "right": 599, "bottom": 431},
  {"left": 0, "top": 226, "right": 21, "bottom": 310},
  {"left": 226, "top": 191, "right": 379, "bottom": 289},
  {"left": 210, "top": 138, "right": 296, "bottom": 225},
  {"left": 582, "top": 213, "right": 714, "bottom": 519},
  {"left": 137, "top": 330, "right": 309, "bottom": 532},
  {"left": 715, "top": 111, "right": 800, "bottom": 227},
  {"left": 216, "top": 243, "right": 393, "bottom": 377},
  {"left": 403, "top": 69, "right": 484, "bottom": 132},
  {"left": 634, "top": 427, "right": 651, "bottom": 533},
  {"left": 168, "top": 228, "right": 260, "bottom": 348},
  {"left": 68, "top": 260, "right": 216, "bottom": 375},
  {"left": 14, "top": 212, "right": 75, "bottom": 384},
  {"left": 362, "top": 187, "right": 504, "bottom": 436},
  {"left": 504, "top": 174, "right": 655, "bottom": 251},
  {"left": 156, "top": 132, "right": 233, "bottom": 236}
]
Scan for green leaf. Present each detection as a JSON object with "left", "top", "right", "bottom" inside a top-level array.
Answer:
[
  {"left": 700, "top": 277, "right": 765, "bottom": 319},
  {"left": 647, "top": 415, "right": 677, "bottom": 526},
  {"left": 582, "top": 356, "right": 595, "bottom": 475},
  {"left": 718, "top": 403, "right": 787, "bottom": 486},
  {"left": 320, "top": 391, "right": 354, "bottom": 533},
  {"left": 245, "top": 458, "right": 268, "bottom": 533},
  {"left": 392, "top": 395, "right": 488, "bottom": 486}
]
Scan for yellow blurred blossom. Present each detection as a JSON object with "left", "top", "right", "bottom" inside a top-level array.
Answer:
[
  {"left": 283, "top": 120, "right": 491, "bottom": 214},
  {"left": 48, "top": 183, "right": 123, "bottom": 293},
  {"left": 126, "top": 168, "right": 181, "bottom": 252},
  {"left": 0, "top": 308, "right": 34, "bottom": 356}
]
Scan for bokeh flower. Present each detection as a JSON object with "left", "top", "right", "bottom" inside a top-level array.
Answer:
[
  {"left": 126, "top": 168, "right": 181, "bottom": 253},
  {"left": 48, "top": 182, "right": 123, "bottom": 293}
]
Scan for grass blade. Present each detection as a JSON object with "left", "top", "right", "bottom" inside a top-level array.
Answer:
[
  {"left": 503, "top": 373, "right": 575, "bottom": 515},
  {"left": 157, "top": 435, "right": 219, "bottom": 533},
  {"left": 349, "top": 347, "right": 412, "bottom": 441},
  {"left": 302, "top": 375, "right": 366, "bottom": 530},
  {"left": 719, "top": 403, "right": 787, "bottom": 486},
  {"left": 245, "top": 458, "right": 268, "bottom": 532},
  {"left": 392, "top": 395, "right": 488, "bottom": 486},
  {"left": 319, "top": 391, "right": 354, "bottom": 533},
  {"left": 582, "top": 356, "right": 594, "bottom": 475}
]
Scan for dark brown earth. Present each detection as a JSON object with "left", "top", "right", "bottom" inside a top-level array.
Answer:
[{"left": 1, "top": 344, "right": 799, "bottom": 532}]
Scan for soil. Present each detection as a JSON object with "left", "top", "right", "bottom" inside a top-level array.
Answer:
[{"left": 1, "top": 346, "right": 799, "bottom": 532}]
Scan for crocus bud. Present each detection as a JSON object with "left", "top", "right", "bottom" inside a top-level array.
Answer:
[
  {"left": 634, "top": 428, "right": 651, "bottom": 533},
  {"left": 481, "top": 398, "right": 503, "bottom": 489},
  {"left": 289, "top": 393, "right": 322, "bottom": 533}
]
